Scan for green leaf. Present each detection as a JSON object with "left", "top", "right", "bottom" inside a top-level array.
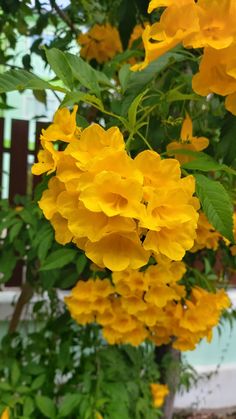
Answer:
[
  {"left": 119, "top": 64, "right": 131, "bottom": 93},
  {"left": 0, "top": 69, "right": 67, "bottom": 94},
  {"left": 167, "top": 149, "right": 236, "bottom": 175},
  {"left": 218, "top": 114, "right": 236, "bottom": 166},
  {"left": 58, "top": 394, "right": 81, "bottom": 417},
  {"left": 39, "top": 249, "right": 77, "bottom": 271},
  {"left": 9, "top": 221, "right": 23, "bottom": 242},
  {"left": 76, "top": 253, "right": 87, "bottom": 275},
  {"left": 128, "top": 90, "right": 147, "bottom": 130},
  {"left": 45, "top": 48, "right": 74, "bottom": 90},
  {"left": 61, "top": 92, "right": 103, "bottom": 110},
  {"left": 0, "top": 249, "right": 17, "bottom": 283},
  {"left": 64, "top": 52, "right": 101, "bottom": 97},
  {"left": 0, "top": 382, "right": 12, "bottom": 391},
  {"left": 166, "top": 87, "right": 199, "bottom": 103},
  {"left": 23, "top": 397, "right": 35, "bottom": 417},
  {"left": 11, "top": 362, "right": 20, "bottom": 387},
  {"left": 194, "top": 174, "right": 234, "bottom": 242},
  {"left": 122, "top": 50, "right": 187, "bottom": 114},
  {"left": 37, "top": 229, "right": 54, "bottom": 261},
  {"left": 31, "top": 374, "right": 46, "bottom": 390},
  {"left": 35, "top": 395, "right": 56, "bottom": 419},
  {"left": 33, "top": 89, "right": 47, "bottom": 105}
]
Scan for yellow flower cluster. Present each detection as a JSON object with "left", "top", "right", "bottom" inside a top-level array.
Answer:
[
  {"left": 77, "top": 24, "right": 122, "bottom": 64},
  {"left": 150, "top": 383, "right": 169, "bottom": 408},
  {"left": 191, "top": 212, "right": 221, "bottom": 252},
  {"left": 33, "top": 106, "right": 199, "bottom": 271},
  {"left": 133, "top": 0, "right": 236, "bottom": 114},
  {"left": 167, "top": 114, "right": 209, "bottom": 165},
  {"left": 65, "top": 260, "right": 230, "bottom": 350}
]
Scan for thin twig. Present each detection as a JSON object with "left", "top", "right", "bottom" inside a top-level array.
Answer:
[{"left": 49, "top": 0, "right": 78, "bottom": 36}]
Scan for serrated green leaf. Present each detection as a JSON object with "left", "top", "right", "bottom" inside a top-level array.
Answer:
[
  {"left": 195, "top": 174, "right": 234, "bottom": 242},
  {"left": 39, "top": 249, "right": 77, "bottom": 271},
  {"left": 36, "top": 396, "right": 56, "bottom": 419},
  {"left": 64, "top": 52, "right": 100, "bottom": 97},
  {"left": 181, "top": 151, "right": 236, "bottom": 174},
  {"left": 0, "top": 69, "right": 67, "bottom": 94},
  {"left": 45, "top": 48, "right": 74, "bottom": 90},
  {"left": 58, "top": 394, "right": 81, "bottom": 417}
]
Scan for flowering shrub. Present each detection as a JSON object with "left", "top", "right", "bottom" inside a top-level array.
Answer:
[{"left": 0, "top": 0, "right": 236, "bottom": 417}]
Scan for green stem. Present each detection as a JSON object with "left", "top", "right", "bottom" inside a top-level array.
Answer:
[{"left": 137, "top": 131, "right": 153, "bottom": 150}]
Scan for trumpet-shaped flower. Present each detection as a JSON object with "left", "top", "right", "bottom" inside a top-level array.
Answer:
[
  {"left": 167, "top": 114, "right": 209, "bottom": 164},
  {"left": 41, "top": 106, "right": 79, "bottom": 143},
  {"left": 78, "top": 24, "right": 122, "bottom": 63}
]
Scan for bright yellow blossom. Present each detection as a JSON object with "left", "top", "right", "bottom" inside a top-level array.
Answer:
[
  {"left": 192, "top": 45, "right": 236, "bottom": 97},
  {"left": 167, "top": 114, "right": 209, "bottom": 165},
  {"left": 42, "top": 105, "right": 79, "bottom": 143},
  {"left": 187, "top": 0, "right": 236, "bottom": 50},
  {"left": 150, "top": 383, "right": 169, "bottom": 408},
  {"left": 32, "top": 140, "right": 60, "bottom": 176},
  {"left": 78, "top": 24, "right": 122, "bottom": 64},
  {"left": 191, "top": 212, "right": 221, "bottom": 252}
]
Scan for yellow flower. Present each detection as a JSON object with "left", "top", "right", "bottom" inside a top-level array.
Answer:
[
  {"left": 66, "top": 125, "right": 125, "bottom": 171},
  {"left": 145, "top": 285, "right": 180, "bottom": 308},
  {"left": 84, "top": 232, "right": 150, "bottom": 271},
  {"left": 0, "top": 408, "right": 9, "bottom": 419},
  {"left": 41, "top": 105, "right": 79, "bottom": 143},
  {"left": 150, "top": 383, "right": 169, "bottom": 408},
  {"left": 192, "top": 45, "right": 236, "bottom": 97},
  {"left": 148, "top": 0, "right": 175, "bottom": 13},
  {"left": 186, "top": 0, "right": 236, "bottom": 50},
  {"left": 78, "top": 24, "right": 122, "bottom": 64},
  {"left": 132, "top": 0, "right": 199, "bottom": 71},
  {"left": 191, "top": 212, "right": 221, "bottom": 252},
  {"left": 80, "top": 171, "right": 144, "bottom": 218},
  {"left": 131, "top": 24, "right": 179, "bottom": 71},
  {"left": 167, "top": 114, "right": 209, "bottom": 165},
  {"left": 32, "top": 140, "right": 60, "bottom": 175},
  {"left": 50, "top": 213, "right": 73, "bottom": 245},
  {"left": 39, "top": 177, "right": 65, "bottom": 220}
]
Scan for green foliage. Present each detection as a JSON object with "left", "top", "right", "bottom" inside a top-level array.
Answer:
[
  {"left": 0, "top": 197, "right": 87, "bottom": 288},
  {"left": 0, "top": 297, "right": 161, "bottom": 419},
  {"left": 195, "top": 174, "right": 234, "bottom": 242}
]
